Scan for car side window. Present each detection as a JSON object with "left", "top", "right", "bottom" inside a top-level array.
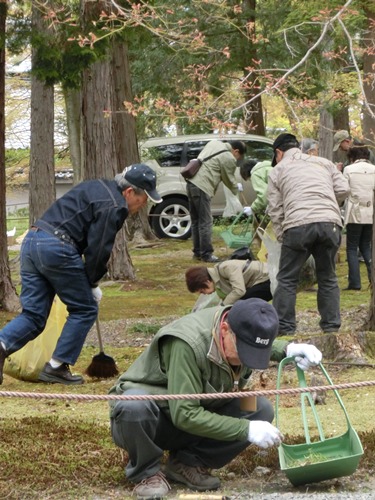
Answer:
[
  {"left": 142, "top": 144, "right": 184, "bottom": 168},
  {"left": 184, "top": 141, "right": 210, "bottom": 164},
  {"left": 244, "top": 140, "right": 273, "bottom": 162},
  {"left": 184, "top": 139, "right": 273, "bottom": 166}
]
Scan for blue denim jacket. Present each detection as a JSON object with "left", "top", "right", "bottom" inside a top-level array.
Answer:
[{"left": 34, "top": 179, "right": 128, "bottom": 286}]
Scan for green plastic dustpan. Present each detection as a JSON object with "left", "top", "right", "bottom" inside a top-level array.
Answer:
[
  {"left": 275, "top": 357, "right": 363, "bottom": 486},
  {"left": 220, "top": 213, "right": 254, "bottom": 249}
]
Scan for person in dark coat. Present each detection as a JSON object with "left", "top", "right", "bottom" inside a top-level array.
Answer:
[{"left": 0, "top": 164, "right": 161, "bottom": 385}]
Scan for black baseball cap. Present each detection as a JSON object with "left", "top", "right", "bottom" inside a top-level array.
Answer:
[
  {"left": 227, "top": 298, "right": 279, "bottom": 369},
  {"left": 124, "top": 164, "right": 162, "bottom": 204}
]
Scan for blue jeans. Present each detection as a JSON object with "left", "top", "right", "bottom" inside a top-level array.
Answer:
[
  {"left": 273, "top": 222, "right": 341, "bottom": 334},
  {"left": 346, "top": 223, "right": 372, "bottom": 289},
  {"left": 0, "top": 229, "right": 98, "bottom": 365},
  {"left": 110, "top": 389, "right": 274, "bottom": 483},
  {"left": 186, "top": 182, "right": 214, "bottom": 259}
]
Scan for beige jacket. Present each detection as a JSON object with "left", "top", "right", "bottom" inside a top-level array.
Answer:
[
  {"left": 207, "top": 259, "right": 269, "bottom": 305},
  {"left": 267, "top": 148, "right": 349, "bottom": 241},
  {"left": 190, "top": 140, "right": 238, "bottom": 197},
  {"left": 343, "top": 160, "right": 375, "bottom": 225}
]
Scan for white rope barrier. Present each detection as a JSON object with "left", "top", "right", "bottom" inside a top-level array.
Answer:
[{"left": 0, "top": 379, "right": 374, "bottom": 402}]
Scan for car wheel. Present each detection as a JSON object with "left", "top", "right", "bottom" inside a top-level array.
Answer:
[{"left": 150, "top": 197, "right": 191, "bottom": 239}]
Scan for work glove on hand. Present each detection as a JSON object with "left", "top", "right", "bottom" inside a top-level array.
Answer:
[
  {"left": 243, "top": 206, "right": 253, "bottom": 217},
  {"left": 248, "top": 421, "right": 283, "bottom": 449},
  {"left": 286, "top": 343, "right": 322, "bottom": 371},
  {"left": 92, "top": 286, "right": 103, "bottom": 303},
  {"left": 237, "top": 182, "right": 244, "bottom": 192}
]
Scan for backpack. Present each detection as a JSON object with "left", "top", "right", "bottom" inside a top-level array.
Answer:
[{"left": 229, "top": 246, "right": 255, "bottom": 261}]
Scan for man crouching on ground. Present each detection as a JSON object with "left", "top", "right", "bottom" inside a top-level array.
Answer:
[{"left": 108, "top": 298, "right": 322, "bottom": 498}]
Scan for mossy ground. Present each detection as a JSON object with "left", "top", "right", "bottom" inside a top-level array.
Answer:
[{"left": 1, "top": 228, "right": 375, "bottom": 498}]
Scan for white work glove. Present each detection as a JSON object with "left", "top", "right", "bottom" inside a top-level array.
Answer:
[
  {"left": 92, "top": 286, "right": 103, "bottom": 303},
  {"left": 243, "top": 206, "right": 253, "bottom": 217},
  {"left": 248, "top": 421, "right": 283, "bottom": 449},
  {"left": 286, "top": 343, "right": 322, "bottom": 371},
  {"left": 237, "top": 182, "right": 244, "bottom": 192}
]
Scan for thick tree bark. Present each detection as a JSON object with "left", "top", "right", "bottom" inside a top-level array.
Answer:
[
  {"left": 111, "top": 39, "right": 156, "bottom": 241},
  {"left": 242, "top": 0, "right": 265, "bottom": 135},
  {"left": 29, "top": 1, "right": 55, "bottom": 224},
  {"left": 362, "top": 6, "right": 375, "bottom": 149},
  {"left": 318, "top": 108, "right": 334, "bottom": 161},
  {"left": 332, "top": 107, "right": 349, "bottom": 134},
  {"left": 108, "top": 39, "right": 155, "bottom": 281},
  {"left": 80, "top": 1, "right": 143, "bottom": 282},
  {"left": 363, "top": 5, "right": 375, "bottom": 330},
  {"left": 111, "top": 41, "right": 139, "bottom": 169},
  {"left": 64, "top": 88, "right": 82, "bottom": 184},
  {"left": 0, "top": 0, "right": 19, "bottom": 311},
  {"left": 367, "top": 192, "right": 375, "bottom": 331},
  {"left": 81, "top": 57, "right": 116, "bottom": 179},
  {"left": 81, "top": 0, "right": 117, "bottom": 180}
]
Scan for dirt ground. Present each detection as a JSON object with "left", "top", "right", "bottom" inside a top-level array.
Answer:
[
  {"left": 98, "top": 470, "right": 375, "bottom": 499},
  {"left": 88, "top": 305, "right": 371, "bottom": 348},
  {"left": 85, "top": 306, "right": 375, "bottom": 499}
]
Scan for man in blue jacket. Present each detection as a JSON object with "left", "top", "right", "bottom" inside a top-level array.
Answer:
[{"left": 0, "top": 164, "right": 161, "bottom": 385}]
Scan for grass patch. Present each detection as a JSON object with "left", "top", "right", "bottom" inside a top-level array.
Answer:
[
  {"left": 0, "top": 415, "right": 126, "bottom": 499},
  {"left": 1, "top": 232, "right": 375, "bottom": 497},
  {"left": 127, "top": 322, "right": 162, "bottom": 335},
  {"left": 6, "top": 206, "right": 30, "bottom": 235}
]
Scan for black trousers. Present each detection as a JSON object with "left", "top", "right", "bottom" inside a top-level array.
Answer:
[{"left": 241, "top": 279, "right": 272, "bottom": 302}]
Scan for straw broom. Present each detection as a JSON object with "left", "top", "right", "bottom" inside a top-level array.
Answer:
[{"left": 85, "top": 317, "right": 119, "bottom": 378}]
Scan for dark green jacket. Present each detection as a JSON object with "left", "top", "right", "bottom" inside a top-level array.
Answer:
[{"left": 109, "top": 306, "right": 288, "bottom": 442}]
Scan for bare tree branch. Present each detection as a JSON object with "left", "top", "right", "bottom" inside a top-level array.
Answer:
[
  {"left": 338, "top": 17, "right": 375, "bottom": 121},
  {"left": 229, "top": 0, "right": 355, "bottom": 119}
]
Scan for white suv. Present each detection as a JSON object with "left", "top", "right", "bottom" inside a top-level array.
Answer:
[{"left": 140, "top": 134, "right": 273, "bottom": 239}]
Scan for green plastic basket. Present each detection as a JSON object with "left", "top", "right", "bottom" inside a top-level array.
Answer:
[
  {"left": 220, "top": 213, "right": 254, "bottom": 249},
  {"left": 275, "top": 357, "right": 363, "bottom": 486}
]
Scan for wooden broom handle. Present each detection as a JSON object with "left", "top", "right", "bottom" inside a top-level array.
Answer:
[{"left": 96, "top": 317, "right": 104, "bottom": 352}]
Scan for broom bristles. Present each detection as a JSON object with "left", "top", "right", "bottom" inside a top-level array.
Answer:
[{"left": 85, "top": 352, "right": 119, "bottom": 379}]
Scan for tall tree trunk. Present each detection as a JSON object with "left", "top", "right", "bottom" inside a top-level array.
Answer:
[
  {"left": 362, "top": 5, "right": 375, "bottom": 149},
  {"left": 108, "top": 39, "right": 157, "bottom": 280},
  {"left": 319, "top": 108, "right": 334, "bottom": 161},
  {"left": 29, "top": 1, "right": 55, "bottom": 224},
  {"left": 367, "top": 191, "right": 375, "bottom": 330},
  {"left": 64, "top": 88, "right": 82, "bottom": 184},
  {"left": 242, "top": 0, "right": 265, "bottom": 135},
  {"left": 363, "top": 5, "right": 375, "bottom": 330},
  {"left": 80, "top": 0, "right": 117, "bottom": 180},
  {"left": 80, "top": 1, "right": 135, "bottom": 282},
  {"left": 81, "top": 56, "right": 116, "bottom": 179},
  {"left": 0, "top": 0, "right": 19, "bottom": 311},
  {"left": 333, "top": 107, "right": 350, "bottom": 135},
  {"left": 111, "top": 41, "right": 139, "bottom": 168}
]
